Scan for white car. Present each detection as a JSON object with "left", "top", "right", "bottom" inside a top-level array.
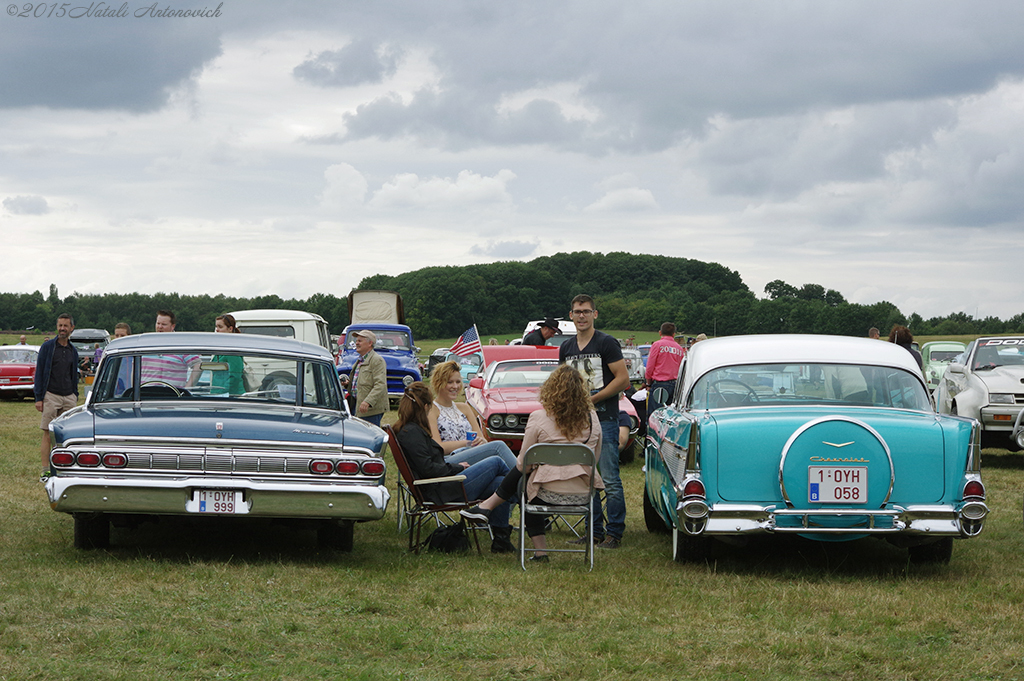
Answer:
[
  {"left": 622, "top": 347, "right": 644, "bottom": 383},
  {"left": 935, "top": 337, "right": 1024, "bottom": 450}
]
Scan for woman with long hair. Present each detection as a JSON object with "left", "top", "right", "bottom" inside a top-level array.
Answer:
[
  {"left": 395, "top": 382, "right": 515, "bottom": 553},
  {"left": 212, "top": 313, "right": 245, "bottom": 395},
  {"left": 461, "top": 364, "right": 603, "bottom": 562},
  {"left": 428, "top": 360, "right": 517, "bottom": 469}
]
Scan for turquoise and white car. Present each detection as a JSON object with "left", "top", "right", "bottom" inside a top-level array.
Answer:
[{"left": 644, "top": 334, "right": 987, "bottom": 565}]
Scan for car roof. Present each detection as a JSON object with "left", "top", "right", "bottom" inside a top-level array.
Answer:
[
  {"left": 685, "top": 334, "right": 924, "bottom": 379},
  {"left": 70, "top": 328, "right": 110, "bottom": 338},
  {"left": 341, "top": 323, "right": 411, "bottom": 332},
  {"left": 230, "top": 309, "right": 326, "bottom": 323},
  {"left": 0, "top": 344, "right": 39, "bottom": 351},
  {"left": 103, "top": 332, "right": 332, "bottom": 359}
]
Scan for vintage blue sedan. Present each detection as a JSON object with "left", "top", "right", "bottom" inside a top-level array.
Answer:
[
  {"left": 644, "top": 334, "right": 987, "bottom": 565},
  {"left": 44, "top": 332, "right": 390, "bottom": 552}
]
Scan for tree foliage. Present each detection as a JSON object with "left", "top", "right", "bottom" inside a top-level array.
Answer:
[{"left": 3, "top": 257, "right": 1022, "bottom": 340}]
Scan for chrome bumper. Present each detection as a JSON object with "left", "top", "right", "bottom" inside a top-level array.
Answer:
[
  {"left": 46, "top": 475, "right": 390, "bottom": 520},
  {"left": 679, "top": 502, "right": 987, "bottom": 538}
]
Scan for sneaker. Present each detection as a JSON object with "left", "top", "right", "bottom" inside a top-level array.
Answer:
[
  {"left": 529, "top": 554, "right": 550, "bottom": 563},
  {"left": 460, "top": 505, "right": 491, "bottom": 522},
  {"left": 597, "top": 536, "right": 621, "bottom": 549},
  {"left": 567, "top": 535, "right": 601, "bottom": 545}
]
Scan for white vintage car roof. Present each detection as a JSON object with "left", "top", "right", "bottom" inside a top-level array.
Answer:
[
  {"left": 683, "top": 334, "right": 924, "bottom": 388},
  {"left": 230, "top": 309, "right": 326, "bottom": 323}
]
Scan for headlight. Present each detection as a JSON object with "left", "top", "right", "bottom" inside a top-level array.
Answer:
[
  {"left": 504, "top": 414, "right": 519, "bottom": 428},
  {"left": 402, "top": 375, "right": 414, "bottom": 387},
  {"left": 988, "top": 393, "right": 1015, "bottom": 405},
  {"left": 488, "top": 414, "right": 504, "bottom": 429}
]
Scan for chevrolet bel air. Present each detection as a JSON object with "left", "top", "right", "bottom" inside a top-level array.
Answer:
[
  {"left": 644, "top": 334, "right": 987, "bottom": 565},
  {"left": 44, "top": 332, "right": 389, "bottom": 552}
]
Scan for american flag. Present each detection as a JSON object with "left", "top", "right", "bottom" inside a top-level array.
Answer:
[{"left": 449, "top": 324, "right": 482, "bottom": 356}]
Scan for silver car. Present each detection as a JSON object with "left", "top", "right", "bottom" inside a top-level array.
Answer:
[{"left": 935, "top": 337, "right": 1024, "bottom": 450}]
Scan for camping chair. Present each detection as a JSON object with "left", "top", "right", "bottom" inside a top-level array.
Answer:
[
  {"left": 518, "top": 443, "right": 598, "bottom": 571},
  {"left": 383, "top": 425, "right": 487, "bottom": 554}
]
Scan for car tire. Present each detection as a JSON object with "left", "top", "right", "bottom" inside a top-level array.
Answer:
[
  {"left": 73, "top": 512, "right": 110, "bottom": 550},
  {"left": 317, "top": 520, "right": 354, "bottom": 552},
  {"left": 643, "top": 483, "right": 670, "bottom": 534},
  {"left": 672, "top": 525, "right": 710, "bottom": 563},
  {"left": 260, "top": 372, "right": 296, "bottom": 392},
  {"left": 907, "top": 537, "right": 953, "bottom": 565}
]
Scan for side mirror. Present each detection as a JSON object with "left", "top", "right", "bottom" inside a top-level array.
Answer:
[
  {"left": 468, "top": 377, "right": 485, "bottom": 389},
  {"left": 948, "top": 363, "right": 965, "bottom": 375}
]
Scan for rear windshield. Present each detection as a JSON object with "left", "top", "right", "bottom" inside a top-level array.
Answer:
[
  {"left": 93, "top": 352, "right": 342, "bottom": 409},
  {"left": 689, "top": 363, "right": 930, "bottom": 412}
]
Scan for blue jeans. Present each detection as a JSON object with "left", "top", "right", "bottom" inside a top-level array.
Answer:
[
  {"left": 460, "top": 456, "right": 511, "bottom": 528},
  {"left": 360, "top": 413, "right": 383, "bottom": 427},
  {"left": 446, "top": 440, "right": 517, "bottom": 470},
  {"left": 592, "top": 418, "right": 625, "bottom": 540}
]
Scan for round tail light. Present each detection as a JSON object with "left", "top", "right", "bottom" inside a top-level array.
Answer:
[
  {"left": 336, "top": 461, "right": 360, "bottom": 475},
  {"left": 76, "top": 452, "right": 101, "bottom": 467},
  {"left": 50, "top": 451, "right": 75, "bottom": 467},
  {"left": 309, "top": 460, "right": 334, "bottom": 474},
  {"left": 963, "top": 480, "right": 985, "bottom": 498},
  {"left": 361, "top": 461, "right": 385, "bottom": 476},
  {"left": 682, "top": 479, "right": 705, "bottom": 498}
]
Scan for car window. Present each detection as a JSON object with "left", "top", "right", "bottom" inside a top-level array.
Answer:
[
  {"left": 239, "top": 325, "right": 295, "bottom": 338},
  {"left": 689, "top": 363, "right": 930, "bottom": 411},
  {"left": 972, "top": 340, "right": 1024, "bottom": 371},
  {"left": 303, "top": 361, "right": 343, "bottom": 409}
]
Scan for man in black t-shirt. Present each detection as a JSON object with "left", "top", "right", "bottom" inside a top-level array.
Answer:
[
  {"left": 35, "top": 313, "right": 79, "bottom": 469},
  {"left": 559, "top": 294, "right": 630, "bottom": 548}
]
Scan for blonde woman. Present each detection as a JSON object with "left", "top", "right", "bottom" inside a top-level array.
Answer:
[
  {"left": 461, "top": 364, "right": 603, "bottom": 562},
  {"left": 428, "top": 361, "right": 517, "bottom": 469}
]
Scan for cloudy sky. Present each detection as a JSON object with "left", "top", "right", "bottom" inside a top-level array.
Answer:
[{"left": 3, "top": 0, "right": 1023, "bottom": 322}]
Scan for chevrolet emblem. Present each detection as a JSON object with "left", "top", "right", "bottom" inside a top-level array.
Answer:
[{"left": 823, "top": 441, "right": 854, "bottom": 448}]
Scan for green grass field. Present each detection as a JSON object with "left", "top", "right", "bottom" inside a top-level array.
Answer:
[{"left": 3, "top": 387, "right": 1024, "bottom": 680}]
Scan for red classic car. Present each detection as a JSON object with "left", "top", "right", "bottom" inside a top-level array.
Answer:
[
  {"left": 465, "top": 356, "right": 640, "bottom": 461},
  {"left": 0, "top": 344, "right": 39, "bottom": 400}
]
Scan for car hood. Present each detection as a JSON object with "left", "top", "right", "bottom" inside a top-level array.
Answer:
[
  {"left": 972, "top": 366, "right": 1024, "bottom": 392},
  {"left": 80, "top": 404, "right": 381, "bottom": 451},
  {"left": 707, "top": 406, "right": 946, "bottom": 504},
  {"left": 480, "top": 387, "right": 542, "bottom": 412}
]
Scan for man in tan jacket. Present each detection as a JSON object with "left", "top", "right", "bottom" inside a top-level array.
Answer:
[{"left": 349, "top": 330, "right": 388, "bottom": 426}]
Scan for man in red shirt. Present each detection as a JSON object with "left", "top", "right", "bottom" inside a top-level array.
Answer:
[{"left": 645, "top": 322, "right": 685, "bottom": 412}]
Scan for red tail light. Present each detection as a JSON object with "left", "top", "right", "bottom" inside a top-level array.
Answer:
[
  {"left": 683, "top": 479, "right": 705, "bottom": 497},
  {"left": 362, "top": 461, "right": 385, "bottom": 476},
  {"left": 103, "top": 453, "right": 128, "bottom": 468},
  {"left": 309, "top": 460, "right": 333, "bottom": 474},
  {"left": 336, "top": 461, "right": 359, "bottom": 475},
  {"left": 51, "top": 451, "right": 75, "bottom": 466},
  {"left": 76, "top": 452, "right": 101, "bottom": 467},
  {"left": 963, "top": 480, "right": 985, "bottom": 498}
]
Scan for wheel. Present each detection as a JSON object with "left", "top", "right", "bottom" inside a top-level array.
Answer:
[
  {"left": 672, "top": 525, "right": 711, "bottom": 563},
  {"left": 317, "top": 520, "right": 354, "bottom": 552},
  {"left": 709, "top": 379, "right": 759, "bottom": 407},
  {"left": 260, "top": 372, "right": 296, "bottom": 393},
  {"left": 643, "top": 483, "right": 670, "bottom": 534},
  {"left": 140, "top": 380, "right": 183, "bottom": 397},
  {"left": 908, "top": 538, "right": 953, "bottom": 565},
  {"left": 73, "top": 513, "right": 110, "bottom": 550}
]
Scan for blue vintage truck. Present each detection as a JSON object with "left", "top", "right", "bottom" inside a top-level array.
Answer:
[{"left": 337, "top": 290, "right": 422, "bottom": 404}]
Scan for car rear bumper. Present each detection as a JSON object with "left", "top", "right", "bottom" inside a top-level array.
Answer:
[
  {"left": 680, "top": 502, "right": 987, "bottom": 538},
  {"left": 45, "top": 475, "right": 390, "bottom": 520}
]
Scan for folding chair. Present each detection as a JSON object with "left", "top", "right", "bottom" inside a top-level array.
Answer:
[
  {"left": 518, "top": 443, "right": 597, "bottom": 571},
  {"left": 384, "top": 425, "right": 487, "bottom": 554}
]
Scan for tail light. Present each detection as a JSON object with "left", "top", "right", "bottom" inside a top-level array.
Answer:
[
  {"left": 963, "top": 480, "right": 985, "bottom": 499},
  {"left": 51, "top": 451, "right": 75, "bottom": 467},
  {"left": 76, "top": 452, "right": 101, "bottom": 467},
  {"left": 361, "top": 461, "right": 385, "bottom": 476},
  {"left": 309, "top": 460, "right": 334, "bottom": 474},
  {"left": 683, "top": 479, "right": 705, "bottom": 498},
  {"left": 102, "top": 453, "right": 128, "bottom": 468},
  {"left": 336, "top": 461, "right": 359, "bottom": 475}
]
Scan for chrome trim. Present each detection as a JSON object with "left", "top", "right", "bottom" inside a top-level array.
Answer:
[{"left": 778, "top": 415, "right": 895, "bottom": 508}]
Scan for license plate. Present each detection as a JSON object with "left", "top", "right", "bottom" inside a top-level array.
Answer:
[
  {"left": 186, "top": 489, "right": 248, "bottom": 514},
  {"left": 808, "top": 466, "right": 867, "bottom": 504},
  {"left": 0, "top": 378, "right": 9, "bottom": 383}
]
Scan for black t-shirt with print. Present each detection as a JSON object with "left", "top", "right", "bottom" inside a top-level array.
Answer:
[{"left": 559, "top": 330, "right": 623, "bottom": 421}]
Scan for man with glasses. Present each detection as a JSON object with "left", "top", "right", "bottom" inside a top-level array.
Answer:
[{"left": 559, "top": 294, "right": 630, "bottom": 548}]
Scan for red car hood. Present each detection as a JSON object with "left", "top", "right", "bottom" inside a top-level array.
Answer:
[{"left": 480, "top": 387, "right": 542, "bottom": 412}]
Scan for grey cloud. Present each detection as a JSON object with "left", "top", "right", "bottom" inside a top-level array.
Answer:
[
  {"left": 3, "top": 195, "right": 49, "bottom": 215},
  {"left": 294, "top": 40, "right": 403, "bottom": 88},
  {"left": 0, "top": 19, "right": 221, "bottom": 111},
  {"left": 469, "top": 240, "right": 539, "bottom": 259}
]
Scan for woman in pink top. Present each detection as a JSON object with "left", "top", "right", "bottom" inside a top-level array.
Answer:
[{"left": 461, "top": 364, "right": 603, "bottom": 562}]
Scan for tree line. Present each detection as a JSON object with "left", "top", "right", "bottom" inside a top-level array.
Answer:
[{"left": 3, "top": 253, "right": 1022, "bottom": 339}]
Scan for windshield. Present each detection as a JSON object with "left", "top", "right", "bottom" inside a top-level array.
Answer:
[
  {"left": 972, "top": 339, "right": 1024, "bottom": 371},
  {"left": 345, "top": 330, "right": 411, "bottom": 352},
  {"left": 928, "top": 350, "right": 961, "bottom": 363},
  {"left": 0, "top": 348, "right": 37, "bottom": 363},
  {"left": 487, "top": 361, "right": 558, "bottom": 388},
  {"left": 93, "top": 352, "right": 343, "bottom": 409},
  {"left": 689, "top": 363, "right": 930, "bottom": 411}
]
